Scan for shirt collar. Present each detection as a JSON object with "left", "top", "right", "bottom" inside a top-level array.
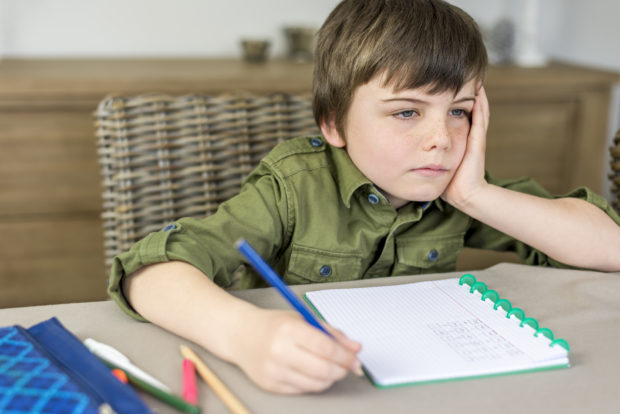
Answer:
[
  {"left": 429, "top": 198, "right": 446, "bottom": 212},
  {"left": 327, "top": 143, "right": 447, "bottom": 211},
  {"left": 329, "top": 144, "right": 373, "bottom": 208}
]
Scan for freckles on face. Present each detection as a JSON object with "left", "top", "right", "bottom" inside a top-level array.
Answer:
[{"left": 340, "top": 76, "right": 477, "bottom": 207}]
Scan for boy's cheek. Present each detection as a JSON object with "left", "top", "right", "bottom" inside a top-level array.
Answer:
[
  {"left": 451, "top": 148, "right": 468, "bottom": 170},
  {"left": 450, "top": 120, "right": 471, "bottom": 137}
]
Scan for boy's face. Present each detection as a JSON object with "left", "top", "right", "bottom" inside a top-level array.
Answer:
[{"left": 322, "top": 75, "right": 478, "bottom": 209}]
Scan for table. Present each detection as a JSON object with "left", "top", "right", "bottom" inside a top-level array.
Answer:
[{"left": 1, "top": 263, "right": 619, "bottom": 414}]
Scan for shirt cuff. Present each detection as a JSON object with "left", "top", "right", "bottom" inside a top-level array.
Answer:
[{"left": 107, "top": 223, "right": 183, "bottom": 321}]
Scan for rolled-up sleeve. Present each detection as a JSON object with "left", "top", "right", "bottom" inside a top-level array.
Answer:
[{"left": 107, "top": 164, "right": 290, "bottom": 320}]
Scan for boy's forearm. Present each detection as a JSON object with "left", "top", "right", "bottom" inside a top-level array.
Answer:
[
  {"left": 454, "top": 183, "right": 620, "bottom": 271},
  {"left": 123, "top": 261, "right": 364, "bottom": 394},
  {"left": 122, "top": 261, "right": 257, "bottom": 362}
]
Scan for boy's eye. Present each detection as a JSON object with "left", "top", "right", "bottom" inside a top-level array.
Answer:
[
  {"left": 450, "top": 109, "right": 468, "bottom": 117},
  {"left": 394, "top": 110, "right": 417, "bottom": 119}
]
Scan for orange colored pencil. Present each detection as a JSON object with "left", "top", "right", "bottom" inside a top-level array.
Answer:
[{"left": 179, "top": 345, "right": 250, "bottom": 414}]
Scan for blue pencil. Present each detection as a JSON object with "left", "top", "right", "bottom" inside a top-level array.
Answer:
[{"left": 235, "top": 239, "right": 333, "bottom": 338}]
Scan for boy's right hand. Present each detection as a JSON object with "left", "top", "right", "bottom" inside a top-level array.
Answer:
[{"left": 234, "top": 309, "right": 363, "bottom": 394}]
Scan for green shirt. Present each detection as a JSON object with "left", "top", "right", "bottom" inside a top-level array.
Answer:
[{"left": 108, "top": 136, "right": 620, "bottom": 320}]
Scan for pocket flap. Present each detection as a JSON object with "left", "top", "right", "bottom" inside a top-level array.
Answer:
[
  {"left": 287, "top": 245, "right": 363, "bottom": 283},
  {"left": 397, "top": 234, "right": 464, "bottom": 268}
]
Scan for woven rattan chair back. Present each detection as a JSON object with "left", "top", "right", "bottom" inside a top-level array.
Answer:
[
  {"left": 610, "top": 128, "right": 620, "bottom": 214},
  {"left": 95, "top": 92, "right": 320, "bottom": 269}
]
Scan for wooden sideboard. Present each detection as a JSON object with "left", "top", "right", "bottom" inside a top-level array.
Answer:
[{"left": 0, "top": 59, "right": 618, "bottom": 307}]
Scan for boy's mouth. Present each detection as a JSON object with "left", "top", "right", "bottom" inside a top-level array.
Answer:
[{"left": 411, "top": 165, "right": 449, "bottom": 177}]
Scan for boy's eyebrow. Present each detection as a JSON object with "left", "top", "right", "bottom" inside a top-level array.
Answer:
[
  {"left": 454, "top": 96, "right": 476, "bottom": 103},
  {"left": 380, "top": 96, "right": 475, "bottom": 104},
  {"left": 381, "top": 97, "right": 428, "bottom": 104},
  {"left": 453, "top": 96, "right": 476, "bottom": 103}
]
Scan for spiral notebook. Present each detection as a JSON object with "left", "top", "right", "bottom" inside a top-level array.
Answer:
[{"left": 304, "top": 274, "right": 570, "bottom": 388}]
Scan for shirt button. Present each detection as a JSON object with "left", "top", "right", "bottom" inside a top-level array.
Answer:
[
  {"left": 310, "top": 137, "right": 323, "bottom": 147},
  {"left": 319, "top": 265, "right": 332, "bottom": 277},
  {"left": 368, "top": 193, "right": 380, "bottom": 205},
  {"left": 428, "top": 249, "right": 439, "bottom": 262},
  {"left": 162, "top": 223, "right": 176, "bottom": 232}
]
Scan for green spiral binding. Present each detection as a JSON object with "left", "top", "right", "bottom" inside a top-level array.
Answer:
[
  {"left": 458, "top": 274, "right": 476, "bottom": 286},
  {"left": 550, "top": 338, "right": 570, "bottom": 351},
  {"left": 470, "top": 281, "right": 487, "bottom": 295},
  {"left": 507, "top": 308, "right": 525, "bottom": 321},
  {"left": 520, "top": 317, "right": 539, "bottom": 330},
  {"left": 459, "top": 273, "right": 570, "bottom": 353},
  {"left": 481, "top": 289, "right": 499, "bottom": 303},
  {"left": 535, "top": 327, "right": 554, "bottom": 340},
  {"left": 493, "top": 298, "right": 512, "bottom": 312}
]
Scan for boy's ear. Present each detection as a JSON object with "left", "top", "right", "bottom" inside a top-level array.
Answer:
[{"left": 320, "top": 115, "right": 346, "bottom": 148}]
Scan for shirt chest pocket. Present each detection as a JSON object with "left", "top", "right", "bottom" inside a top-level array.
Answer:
[
  {"left": 285, "top": 244, "right": 364, "bottom": 284},
  {"left": 395, "top": 233, "right": 465, "bottom": 274}
]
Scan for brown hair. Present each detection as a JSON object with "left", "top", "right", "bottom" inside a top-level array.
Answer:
[{"left": 313, "top": 0, "right": 488, "bottom": 138}]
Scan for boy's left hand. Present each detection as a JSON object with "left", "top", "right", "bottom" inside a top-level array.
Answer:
[{"left": 441, "top": 86, "right": 490, "bottom": 208}]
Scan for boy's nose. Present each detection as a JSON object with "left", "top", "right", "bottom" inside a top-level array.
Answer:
[{"left": 422, "top": 121, "right": 451, "bottom": 151}]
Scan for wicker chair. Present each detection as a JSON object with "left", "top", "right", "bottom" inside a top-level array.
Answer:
[
  {"left": 95, "top": 92, "right": 320, "bottom": 269},
  {"left": 610, "top": 128, "right": 620, "bottom": 214}
]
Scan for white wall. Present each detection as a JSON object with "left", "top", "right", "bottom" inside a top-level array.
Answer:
[
  {"left": 1, "top": 1, "right": 618, "bottom": 67},
  {"left": 0, "top": 0, "right": 338, "bottom": 58},
  {"left": 456, "top": 0, "right": 620, "bottom": 198},
  {"left": 1, "top": 0, "right": 619, "bottom": 194},
  {"left": 540, "top": 0, "right": 620, "bottom": 70}
]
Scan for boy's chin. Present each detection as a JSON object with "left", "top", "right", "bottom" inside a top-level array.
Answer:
[
  {"left": 390, "top": 192, "right": 443, "bottom": 208},
  {"left": 384, "top": 185, "right": 447, "bottom": 207},
  {"left": 407, "top": 190, "right": 444, "bottom": 203}
]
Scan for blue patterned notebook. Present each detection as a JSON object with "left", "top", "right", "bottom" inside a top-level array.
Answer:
[{"left": 0, "top": 317, "right": 151, "bottom": 414}]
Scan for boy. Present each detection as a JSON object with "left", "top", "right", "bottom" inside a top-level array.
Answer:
[{"left": 108, "top": 0, "right": 620, "bottom": 394}]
